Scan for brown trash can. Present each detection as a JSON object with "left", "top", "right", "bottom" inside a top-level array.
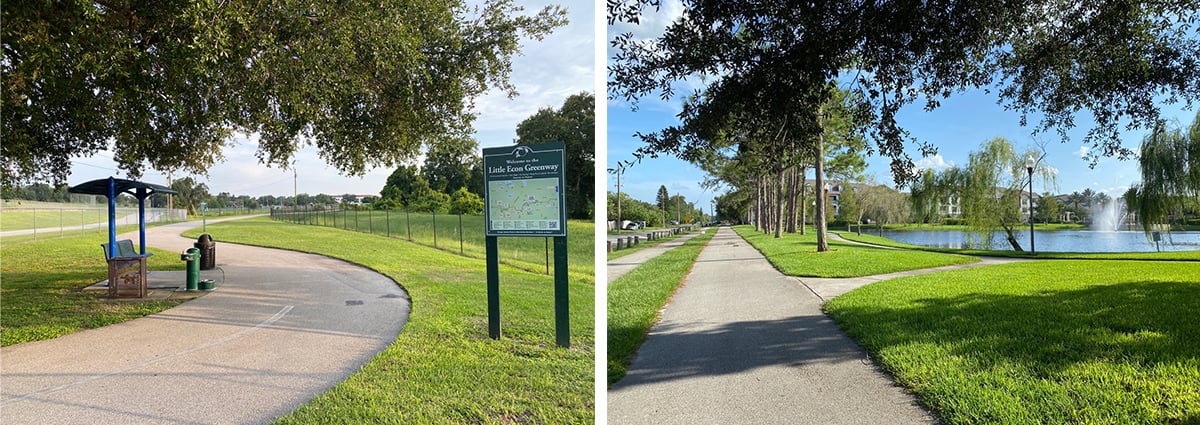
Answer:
[{"left": 195, "top": 234, "right": 216, "bottom": 270}]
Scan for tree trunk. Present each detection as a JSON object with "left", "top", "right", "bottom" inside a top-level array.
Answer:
[
  {"left": 785, "top": 166, "right": 797, "bottom": 233},
  {"left": 1002, "top": 225, "right": 1024, "bottom": 251},
  {"left": 754, "top": 176, "right": 762, "bottom": 232},
  {"left": 815, "top": 108, "right": 829, "bottom": 252},
  {"left": 799, "top": 166, "right": 807, "bottom": 235},
  {"left": 774, "top": 167, "right": 784, "bottom": 237}
]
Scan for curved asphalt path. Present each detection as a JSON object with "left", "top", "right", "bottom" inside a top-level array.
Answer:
[{"left": 1, "top": 217, "right": 411, "bottom": 424}]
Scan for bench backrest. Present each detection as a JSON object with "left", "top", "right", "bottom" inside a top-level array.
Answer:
[{"left": 101, "top": 239, "right": 145, "bottom": 258}]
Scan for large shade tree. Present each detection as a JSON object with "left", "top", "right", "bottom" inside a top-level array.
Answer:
[
  {"left": 1125, "top": 111, "right": 1200, "bottom": 235},
  {"left": 2, "top": 0, "right": 567, "bottom": 187},
  {"left": 612, "top": 0, "right": 1200, "bottom": 173},
  {"left": 515, "top": 92, "right": 596, "bottom": 219},
  {"left": 610, "top": 0, "right": 1200, "bottom": 250}
]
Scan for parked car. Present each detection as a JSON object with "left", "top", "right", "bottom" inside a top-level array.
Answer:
[{"left": 622, "top": 220, "right": 641, "bottom": 230}]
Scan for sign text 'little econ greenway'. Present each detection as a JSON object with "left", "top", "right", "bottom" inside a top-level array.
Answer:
[{"left": 483, "top": 142, "right": 567, "bottom": 237}]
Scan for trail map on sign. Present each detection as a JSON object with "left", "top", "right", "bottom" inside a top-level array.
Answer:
[{"left": 487, "top": 177, "right": 561, "bottom": 231}]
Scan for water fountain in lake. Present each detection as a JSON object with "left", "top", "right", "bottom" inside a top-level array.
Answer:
[{"left": 1092, "top": 201, "right": 1129, "bottom": 232}]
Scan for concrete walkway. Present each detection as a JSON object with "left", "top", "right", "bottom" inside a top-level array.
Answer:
[
  {"left": 607, "top": 228, "right": 708, "bottom": 283},
  {"left": 608, "top": 226, "right": 935, "bottom": 424},
  {"left": 1, "top": 217, "right": 411, "bottom": 425}
]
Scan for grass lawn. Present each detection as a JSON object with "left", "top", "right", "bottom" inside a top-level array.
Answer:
[
  {"left": 0, "top": 231, "right": 186, "bottom": 346},
  {"left": 732, "top": 225, "right": 978, "bottom": 277},
  {"left": 825, "top": 260, "right": 1200, "bottom": 424},
  {"left": 607, "top": 229, "right": 716, "bottom": 384},
  {"left": 184, "top": 217, "right": 594, "bottom": 423},
  {"left": 272, "top": 210, "right": 594, "bottom": 281},
  {"left": 835, "top": 230, "right": 1200, "bottom": 261},
  {"left": 607, "top": 227, "right": 703, "bottom": 260}
]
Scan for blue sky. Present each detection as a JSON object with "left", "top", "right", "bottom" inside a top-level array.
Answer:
[
  {"left": 67, "top": 0, "right": 595, "bottom": 198},
  {"left": 605, "top": 3, "right": 1198, "bottom": 210}
]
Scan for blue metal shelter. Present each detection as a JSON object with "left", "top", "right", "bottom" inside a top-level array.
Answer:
[{"left": 68, "top": 177, "right": 177, "bottom": 258}]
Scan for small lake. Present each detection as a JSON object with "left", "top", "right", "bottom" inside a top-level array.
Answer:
[{"left": 876, "top": 229, "right": 1200, "bottom": 253}]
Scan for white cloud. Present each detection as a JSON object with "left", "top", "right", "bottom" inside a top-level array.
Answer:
[
  {"left": 1074, "top": 145, "right": 1090, "bottom": 158},
  {"left": 914, "top": 154, "right": 955, "bottom": 171}
]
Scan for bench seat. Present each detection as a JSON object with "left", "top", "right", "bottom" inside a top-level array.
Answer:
[{"left": 101, "top": 239, "right": 153, "bottom": 259}]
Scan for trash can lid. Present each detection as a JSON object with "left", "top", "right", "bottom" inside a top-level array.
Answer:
[{"left": 197, "top": 233, "right": 213, "bottom": 242}]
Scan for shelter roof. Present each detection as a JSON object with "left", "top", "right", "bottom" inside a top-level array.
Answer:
[{"left": 68, "top": 177, "right": 177, "bottom": 197}]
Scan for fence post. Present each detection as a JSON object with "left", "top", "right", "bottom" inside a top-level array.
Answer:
[
  {"left": 433, "top": 209, "right": 438, "bottom": 248},
  {"left": 81, "top": 209, "right": 86, "bottom": 233},
  {"left": 368, "top": 209, "right": 373, "bottom": 234},
  {"left": 386, "top": 209, "right": 391, "bottom": 237},
  {"left": 458, "top": 214, "right": 464, "bottom": 255},
  {"left": 406, "top": 208, "right": 412, "bottom": 241},
  {"left": 354, "top": 209, "right": 359, "bottom": 232},
  {"left": 545, "top": 237, "right": 550, "bottom": 275}
]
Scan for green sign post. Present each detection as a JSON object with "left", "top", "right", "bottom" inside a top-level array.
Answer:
[{"left": 482, "top": 142, "right": 569, "bottom": 347}]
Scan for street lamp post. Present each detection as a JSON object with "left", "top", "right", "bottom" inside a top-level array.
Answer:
[{"left": 1026, "top": 154, "right": 1036, "bottom": 256}]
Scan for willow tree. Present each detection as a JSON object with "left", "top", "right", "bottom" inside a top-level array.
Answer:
[
  {"left": 1125, "top": 111, "right": 1200, "bottom": 236},
  {"left": 911, "top": 137, "right": 1054, "bottom": 251},
  {"left": 3, "top": 0, "right": 567, "bottom": 187}
]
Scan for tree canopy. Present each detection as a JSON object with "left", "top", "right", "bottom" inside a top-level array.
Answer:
[
  {"left": 515, "top": 92, "right": 596, "bottom": 219},
  {"left": 609, "top": 0, "right": 1200, "bottom": 186},
  {"left": 2, "top": 0, "right": 567, "bottom": 188}
]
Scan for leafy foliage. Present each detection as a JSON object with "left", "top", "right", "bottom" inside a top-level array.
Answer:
[
  {"left": 516, "top": 92, "right": 596, "bottom": 219},
  {"left": 609, "top": 0, "right": 1200, "bottom": 187},
  {"left": 1126, "top": 111, "right": 1200, "bottom": 235},
  {"left": 2, "top": 0, "right": 567, "bottom": 187}
]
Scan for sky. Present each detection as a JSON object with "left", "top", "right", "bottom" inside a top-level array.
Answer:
[
  {"left": 605, "top": 1, "right": 1198, "bottom": 211},
  {"left": 66, "top": 0, "right": 595, "bottom": 198}
]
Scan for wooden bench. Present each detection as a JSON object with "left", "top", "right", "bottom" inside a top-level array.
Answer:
[{"left": 101, "top": 239, "right": 152, "bottom": 259}]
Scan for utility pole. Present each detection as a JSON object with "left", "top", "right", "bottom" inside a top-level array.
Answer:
[
  {"left": 608, "top": 164, "right": 625, "bottom": 234},
  {"left": 166, "top": 171, "right": 173, "bottom": 222}
]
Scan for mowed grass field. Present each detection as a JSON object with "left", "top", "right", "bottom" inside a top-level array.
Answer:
[
  {"left": 825, "top": 260, "right": 1200, "bottom": 424},
  {"left": 184, "top": 217, "right": 594, "bottom": 423},
  {"left": 273, "top": 210, "right": 594, "bottom": 280},
  {"left": 0, "top": 229, "right": 185, "bottom": 346},
  {"left": 733, "top": 225, "right": 978, "bottom": 277},
  {"left": 1, "top": 204, "right": 132, "bottom": 232}
]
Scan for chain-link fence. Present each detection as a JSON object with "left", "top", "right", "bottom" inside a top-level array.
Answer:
[
  {"left": 269, "top": 206, "right": 594, "bottom": 277},
  {"left": 0, "top": 207, "right": 189, "bottom": 240}
]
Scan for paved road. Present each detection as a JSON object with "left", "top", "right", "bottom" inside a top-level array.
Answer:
[
  {"left": 1, "top": 217, "right": 411, "bottom": 424},
  {"left": 607, "top": 228, "right": 708, "bottom": 283},
  {"left": 608, "top": 226, "right": 935, "bottom": 424}
]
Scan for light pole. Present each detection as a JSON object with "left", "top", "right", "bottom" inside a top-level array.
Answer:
[
  {"left": 1025, "top": 154, "right": 1036, "bottom": 256},
  {"left": 608, "top": 164, "right": 625, "bottom": 235}
]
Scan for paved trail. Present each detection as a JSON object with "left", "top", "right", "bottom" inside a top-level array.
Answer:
[
  {"left": 606, "top": 229, "right": 708, "bottom": 283},
  {"left": 608, "top": 226, "right": 935, "bottom": 424},
  {"left": 1, "top": 218, "right": 411, "bottom": 425}
]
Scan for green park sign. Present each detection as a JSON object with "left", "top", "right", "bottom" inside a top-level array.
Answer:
[
  {"left": 483, "top": 142, "right": 567, "bottom": 237},
  {"left": 481, "top": 141, "right": 570, "bottom": 347}
]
